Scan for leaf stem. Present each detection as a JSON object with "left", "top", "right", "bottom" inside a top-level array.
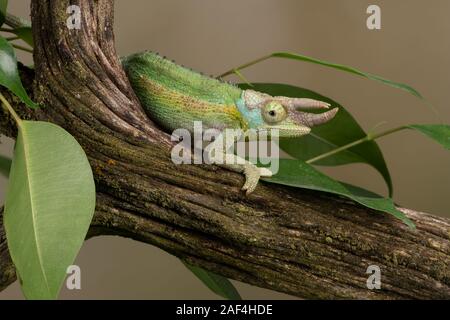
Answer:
[
  {"left": 5, "top": 13, "right": 32, "bottom": 29},
  {"left": 12, "top": 44, "right": 33, "bottom": 54},
  {"left": 6, "top": 36, "right": 20, "bottom": 41},
  {"left": 231, "top": 69, "right": 254, "bottom": 87},
  {"left": 0, "top": 92, "right": 22, "bottom": 125},
  {"left": 0, "top": 27, "right": 15, "bottom": 33},
  {"left": 218, "top": 54, "right": 271, "bottom": 78},
  {"left": 306, "top": 126, "right": 407, "bottom": 164}
]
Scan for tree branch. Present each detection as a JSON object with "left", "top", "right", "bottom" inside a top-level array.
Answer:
[{"left": 0, "top": 0, "right": 448, "bottom": 299}]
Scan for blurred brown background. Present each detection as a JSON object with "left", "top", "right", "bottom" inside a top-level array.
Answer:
[{"left": 0, "top": 0, "right": 449, "bottom": 299}]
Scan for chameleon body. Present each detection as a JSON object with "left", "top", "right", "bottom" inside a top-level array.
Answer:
[{"left": 122, "top": 51, "right": 338, "bottom": 193}]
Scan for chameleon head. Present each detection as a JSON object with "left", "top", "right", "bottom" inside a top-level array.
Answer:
[{"left": 241, "top": 90, "right": 339, "bottom": 138}]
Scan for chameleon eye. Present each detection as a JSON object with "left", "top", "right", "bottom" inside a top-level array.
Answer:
[{"left": 262, "top": 101, "right": 287, "bottom": 124}]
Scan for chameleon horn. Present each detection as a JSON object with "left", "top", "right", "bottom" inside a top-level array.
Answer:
[
  {"left": 277, "top": 97, "right": 331, "bottom": 110},
  {"left": 292, "top": 108, "right": 339, "bottom": 127},
  {"left": 293, "top": 98, "right": 331, "bottom": 110}
]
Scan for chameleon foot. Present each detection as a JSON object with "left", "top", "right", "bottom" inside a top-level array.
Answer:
[{"left": 242, "top": 165, "right": 273, "bottom": 194}]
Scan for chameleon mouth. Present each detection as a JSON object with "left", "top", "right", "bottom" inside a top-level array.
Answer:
[{"left": 257, "top": 124, "right": 311, "bottom": 137}]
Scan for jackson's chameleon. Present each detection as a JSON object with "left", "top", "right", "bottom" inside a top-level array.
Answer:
[{"left": 122, "top": 52, "right": 338, "bottom": 194}]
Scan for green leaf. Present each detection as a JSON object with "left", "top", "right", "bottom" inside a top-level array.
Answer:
[
  {"left": 0, "top": 36, "right": 37, "bottom": 108},
  {"left": 239, "top": 83, "right": 393, "bottom": 195},
  {"left": 11, "top": 27, "right": 33, "bottom": 47},
  {"left": 183, "top": 261, "right": 242, "bottom": 300},
  {"left": 263, "top": 159, "right": 414, "bottom": 228},
  {"left": 0, "top": 154, "right": 11, "bottom": 177},
  {"left": 407, "top": 124, "right": 450, "bottom": 149},
  {"left": 235, "top": 52, "right": 422, "bottom": 99},
  {"left": 340, "top": 182, "right": 383, "bottom": 198},
  {"left": 4, "top": 121, "right": 96, "bottom": 299},
  {"left": 0, "top": 0, "right": 7, "bottom": 27}
]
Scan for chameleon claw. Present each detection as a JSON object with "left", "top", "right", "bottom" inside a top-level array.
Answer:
[
  {"left": 242, "top": 164, "right": 261, "bottom": 194},
  {"left": 241, "top": 166, "right": 272, "bottom": 194},
  {"left": 259, "top": 167, "right": 273, "bottom": 177},
  {"left": 243, "top": 183, "right": 257, "bottom": 195}
]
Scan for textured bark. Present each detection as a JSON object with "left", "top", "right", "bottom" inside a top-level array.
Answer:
[{"left": 0, "top": 0, "right": 449, "bottom": 299}]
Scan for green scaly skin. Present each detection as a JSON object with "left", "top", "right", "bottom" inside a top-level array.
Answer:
[{"left": 122, "top": 51, "right": 339, "bottom": 194}]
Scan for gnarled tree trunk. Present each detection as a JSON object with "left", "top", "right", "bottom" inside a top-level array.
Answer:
[{"left": 0, "top": 0, "right": 449, "bottom": 299}]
